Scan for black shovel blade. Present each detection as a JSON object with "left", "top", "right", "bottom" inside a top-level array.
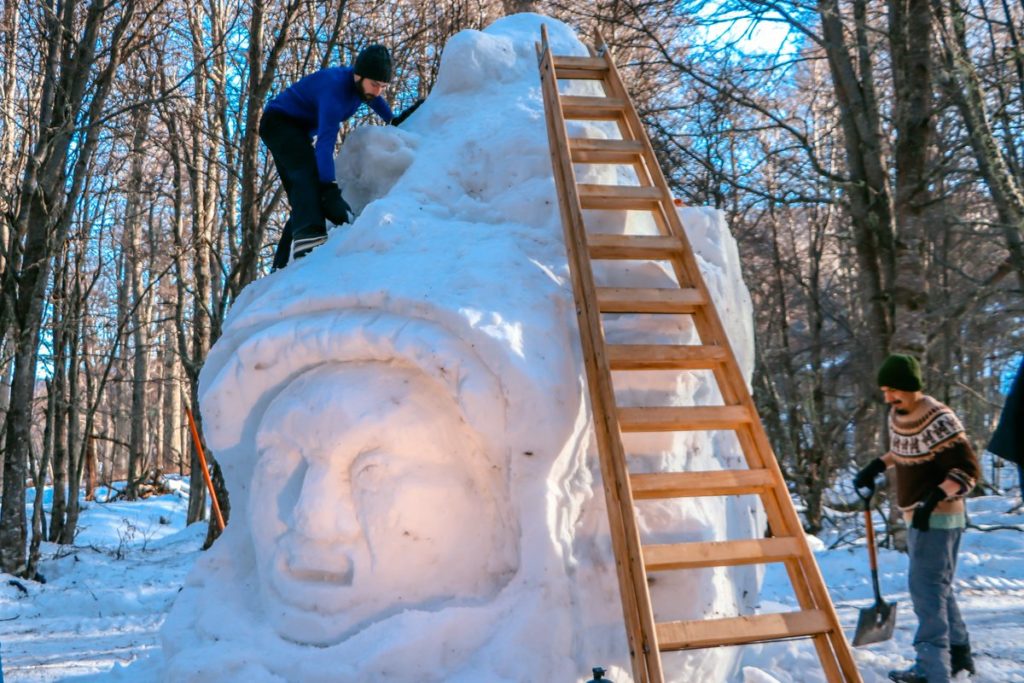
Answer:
[{"left": 852, "top": 599, "right": 897, "bottom": 646}]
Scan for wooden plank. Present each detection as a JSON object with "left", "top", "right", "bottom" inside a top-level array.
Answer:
[
  {"left": 630, "top": 469, "right": 774, "bottom": 500},
  {"left": 557, "top": 68, "right": 612, "bottom": 80},
  {"left": 578, "top": 184, "right": 663, "bottom": 209},
  {"left": 596, "top": 287, "right": 705, "bottom": 313},
  {"left": 607, "top": 344, "right": 727, "bottom": 370},
  {"left": 561, "top": 95, "right": 627, "bottom": 119},
  {"left": 588, "top": 235, "right": 683, "bottom": 260},
  {"left": 570, "top": 138, "right": 645, "bottom": 163},
  {"left": 553, "top": 55, "right": 609, "bottom": 78},
  {"left": 643, "top": 537, "right": 802, "bottom": 571},
  {"left": 618, "top": 405, "right": 752, "bottom": 432},
  {"left": 657, "top": 610, "right": 832, "bottom": 651}
]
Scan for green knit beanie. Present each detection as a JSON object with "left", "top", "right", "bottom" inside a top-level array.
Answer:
[{"left": 877, "top": 354, "right": 923, "bottom": 391}]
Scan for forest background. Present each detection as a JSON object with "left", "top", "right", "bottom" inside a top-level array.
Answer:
[{"left": 0, "top": 0, "right": 1021, "bottom": 579}]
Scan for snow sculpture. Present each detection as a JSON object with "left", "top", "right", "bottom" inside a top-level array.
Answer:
[
  {"left": 250, "top": 364, "right": 516, "bottom": 645},
  {"left": 152, "top": 13, "right": 761, "bottom": 683}
]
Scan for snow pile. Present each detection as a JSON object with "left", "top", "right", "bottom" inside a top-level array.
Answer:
[{"left": 149, "top": 14, "right": 759, "bottom": 682}]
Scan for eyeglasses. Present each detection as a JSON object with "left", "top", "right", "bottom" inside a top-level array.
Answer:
[{"left": 364, "top": 78, "right": 388, "bottom": 91}]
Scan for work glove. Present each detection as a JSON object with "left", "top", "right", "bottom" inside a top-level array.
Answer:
[
  {"left": 911, "top": 488, "right": 946, "bottom": 532},
  {"left": 320, "top": 183, "right": 352, "bottom": 225},
  {"left": 391, "top": 98, "right": 424, "bottom": 127},
  {"left": 853, "top": 457, "right": 887, "bottom": 495}
]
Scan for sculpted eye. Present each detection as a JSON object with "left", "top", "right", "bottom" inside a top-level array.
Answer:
[{"left": 352, "top": 452, "right": 389, "bottom": 490}]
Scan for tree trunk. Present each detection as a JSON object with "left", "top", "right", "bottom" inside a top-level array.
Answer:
[
  {"left": 126, "top": 103, "right": 152, "bottom": 499},
  {"left": 48, "top": 257, "right": 70, "bottom": 542},
  {"left": 27, "top": 383, "right": 55, "bottom": 577},
  {"left": 818, "top": 0, "right": 895, "bottom": 373},
  {"left": 62, "top": 294, "right": 92, "bottom": 542},
  {"left": 888, "top": 0, "right": 934, "bottom": 357},
  {"left": 161, "top": 323, "right": 183, "bottom": 473},
  {"left": 933, "top": 0, "right": 1024, "bottom": 287},
  {"left": 0, "top": 0, "right": 21, "bottom": 280}
]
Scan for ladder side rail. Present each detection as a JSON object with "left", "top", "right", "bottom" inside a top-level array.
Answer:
[
  {"left": 593, "top": 31, "right": 862, "bottom": 683},
  {"left": 537, "top": 31, "right": 660, "bottom": 683}
]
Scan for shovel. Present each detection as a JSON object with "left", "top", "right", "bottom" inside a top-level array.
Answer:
[{"left": 852, "top": 488, "right": 898, "bottom": 646}]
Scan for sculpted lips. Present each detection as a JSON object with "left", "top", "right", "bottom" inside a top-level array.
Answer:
[{"left": 286, "top": 564, "right": 353, "bottom": 584}]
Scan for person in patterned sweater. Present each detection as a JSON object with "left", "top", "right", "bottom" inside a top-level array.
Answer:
[{"left": 854, "top": 354, "right": 980, "bottom": 683}]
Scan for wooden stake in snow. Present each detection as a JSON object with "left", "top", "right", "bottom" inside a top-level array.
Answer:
[{"left": 185, "top": 406, "right": 226, "bottom": 532}]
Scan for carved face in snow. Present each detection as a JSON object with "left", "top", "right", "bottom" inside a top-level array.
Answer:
[{"left": 249, "top": 362, "right": 518, "bottom": 645}]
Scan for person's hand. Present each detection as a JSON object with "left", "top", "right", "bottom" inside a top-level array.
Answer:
[
  {"left": 911, "top": 488, "right": 946, "bottom": 531},
  {"left": 320, "top": 183, "right": 352, "bottom": 224},
  {"left": 853, "top": 457, "right": 887, "bottom": 495},
  {"left": 391, "top": 98, "right": 424, "bottom": 127}
]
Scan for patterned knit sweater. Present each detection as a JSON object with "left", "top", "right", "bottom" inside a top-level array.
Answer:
[{"left": 883, "top": 395, "right": 980, "bottom": 515}]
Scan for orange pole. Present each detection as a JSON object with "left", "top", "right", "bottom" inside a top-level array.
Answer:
[{"left": 185, "top": 405, "right": 226, "bottom": 532}]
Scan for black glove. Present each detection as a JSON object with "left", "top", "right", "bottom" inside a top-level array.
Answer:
[
  {"left": 911, "top": 487, "right": 946, "bottom": 532},
  {"left": 320, "top": 183, "right": 352, "bottom": 225},
  {"left": 853, "top": 457, "right": 887, "bottom": 494},
  {"left": 391, "top": 98, "right": 424, "bottom": 127}
]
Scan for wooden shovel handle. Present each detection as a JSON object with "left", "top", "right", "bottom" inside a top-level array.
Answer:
[
  {"left": 186, "top": 406, "right": 226, "bottom": 532},
  {"left": 863, "top": 497, "right": 878, "bottom": 571}
]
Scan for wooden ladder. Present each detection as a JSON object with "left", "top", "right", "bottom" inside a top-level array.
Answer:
[{"left": 536, "top": 27, "right": 861, "bottom": 683}]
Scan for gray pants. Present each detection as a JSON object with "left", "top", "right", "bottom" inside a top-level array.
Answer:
[{"left": 907, "top": 527, "right": 970, "bottom": 682}]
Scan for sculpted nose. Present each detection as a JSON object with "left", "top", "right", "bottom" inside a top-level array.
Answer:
[{"left": 293, "top": 463, "right": 361, "bottom": 543}]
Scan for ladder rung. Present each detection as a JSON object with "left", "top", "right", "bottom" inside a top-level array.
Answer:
[
  {"left": 570, "top": 138, "right": 645, "bottom": 163},
  {"left": 578, "top": 184, "right": 663, "bottom": 210},
  {"left": 561, "top": 96, "right": 627, "bottom": 120},
  {"left": 619, "top": 406, "right": 751, "bottom": 432},
  {"left": 644, "top": 537, "right": 802, "bottom": 571},
  {"left": 657, "top": 610, "right": 832, "bottom": 651},
  {"left": 607, "top": 344, "right": 727, "bottom": 370},
  {"left": 630, "top": 469, "right": 774, "bottom": 499},
  {"left": 588, "top": 235, "right": 683, "bottom": 260},
  {"left": 553, "top": 56, "right": 609, "bottom": 79},
  {"left": 596, "top": 287, "right": 706, "bottom": 313}
]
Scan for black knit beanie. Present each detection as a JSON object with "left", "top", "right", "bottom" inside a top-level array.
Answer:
[
  {"left": 354, "top": 44, "right": 392, "bottom": 83},
  {"left": 877, "top": 354, "right": 923, "bottom": 391}
]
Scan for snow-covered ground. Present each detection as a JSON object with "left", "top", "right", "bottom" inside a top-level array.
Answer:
[
  {"left": 2, "top": 488, "right": 1022, "bottom": 682},
  {"left": 0, "top": 482, "right": 202, "bottom": 681}
]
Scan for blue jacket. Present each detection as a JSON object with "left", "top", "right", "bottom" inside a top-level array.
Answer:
[
  {"left": 265, "top": 66, "right": 393, "bottom": 183},
  {"left": 989, "top": 359, "right": 1024, "bottom": 465}
]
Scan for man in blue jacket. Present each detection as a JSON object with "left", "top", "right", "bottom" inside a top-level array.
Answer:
[
  {"left": 989, "top": 358, "right": 1023, "bottom": 508},
  {"left": 260, "top": 45, "right": 408, "bottom": 269}
]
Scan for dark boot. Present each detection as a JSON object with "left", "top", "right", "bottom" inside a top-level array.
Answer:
[
  {"left": 951, "top": 644, "right": 975, "bottom": 677},
  {"left": 272, "top": 218, "right": 296, "bottom": 271},
  {"left": 888, "top": 665, "right": 927, "bottom": 683}
]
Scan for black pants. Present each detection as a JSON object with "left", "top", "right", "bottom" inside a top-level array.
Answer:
[{"left": 259, "top": 109, "right": 326, "bottom": 269}]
